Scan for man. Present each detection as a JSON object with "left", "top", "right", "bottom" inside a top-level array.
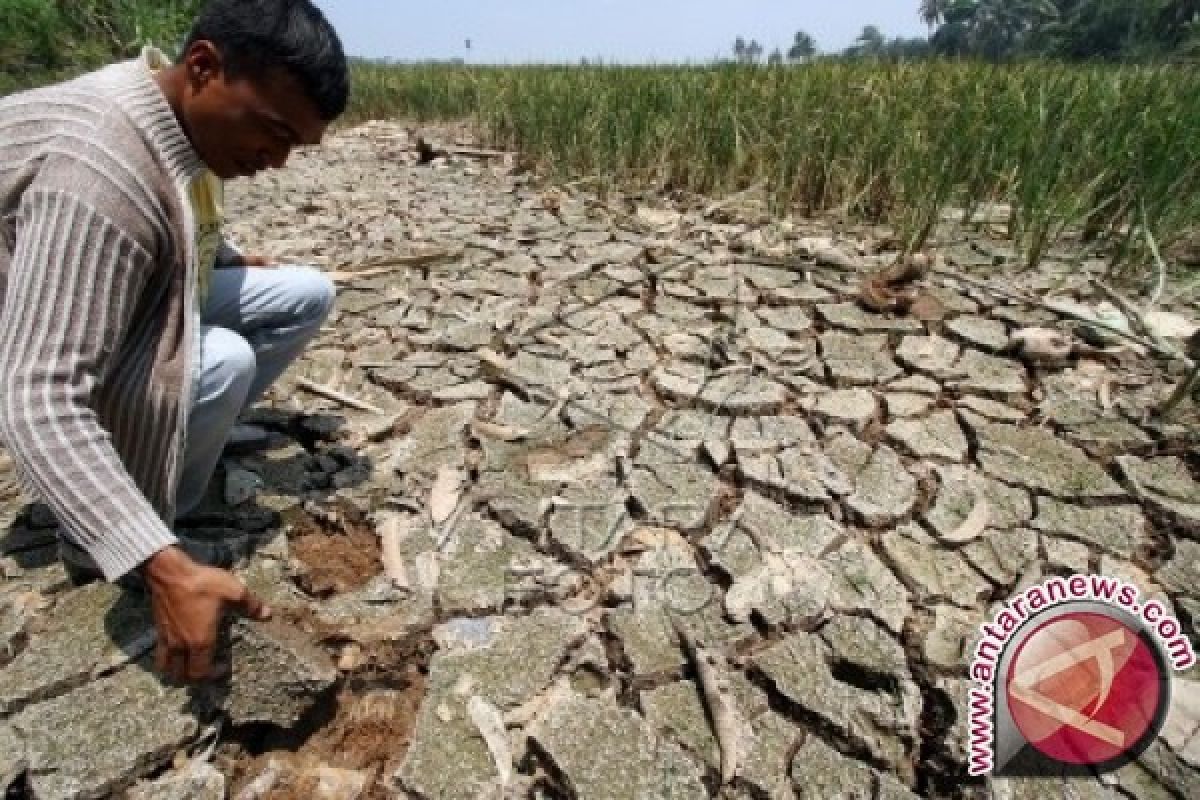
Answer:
[{"left": 0, "top": 0, "right": 348, "bottom": 683}]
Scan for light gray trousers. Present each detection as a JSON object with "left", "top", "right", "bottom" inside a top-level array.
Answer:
[{"left": 175, "top": 265, "right": 335, "bottom": 516}]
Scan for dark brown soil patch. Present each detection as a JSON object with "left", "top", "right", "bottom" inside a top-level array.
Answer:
[
  {"left": 226, "top": 666, "right": 426, "bottom": 800},
  {"left": 289, "top": 513, "right": 382, "bottom": 596}
]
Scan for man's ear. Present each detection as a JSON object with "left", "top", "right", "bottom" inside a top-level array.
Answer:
[{"left": 181, "top": 40, "right": 224, "bottom": 88}]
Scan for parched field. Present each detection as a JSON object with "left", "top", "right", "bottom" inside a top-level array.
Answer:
[{"left": 0, "top": 108, "right": 1199, "bottom": 799}]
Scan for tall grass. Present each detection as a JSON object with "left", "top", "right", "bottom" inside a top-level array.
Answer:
[{"left": 349, "top": 60, "right": 1200, "bottom": 271}]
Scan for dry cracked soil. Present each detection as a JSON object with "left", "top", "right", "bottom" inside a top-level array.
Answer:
[{"left": 0, "top": 120, "right": 1199, "bottom": 800}]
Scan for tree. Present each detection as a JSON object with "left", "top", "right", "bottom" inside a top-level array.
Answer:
[
  {"left": 921, "top": 0, "right": 1200, "bottom": 61},
  {"left": 920, "top": 0, "right": 952, "bottom": 28},
  {"left": 853, "top": 24, "right": 887, "bottom": 57},
  {"left": 733, "top": 36, "right": 763, "bottom": 63},
  {"left": 787, "top": 30, "right": 817, "bottom": 61},
  {"left": 767, "top": 48, "right": 784, "bottom": 65}
]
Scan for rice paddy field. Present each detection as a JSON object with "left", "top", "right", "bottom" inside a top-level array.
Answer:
[{"left": 348, "top": 60, "right": 1200, "bottom": 273}]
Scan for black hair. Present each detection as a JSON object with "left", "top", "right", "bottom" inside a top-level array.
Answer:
[{"left": 184, "top": 0, "right": 349, "bottom": 121}]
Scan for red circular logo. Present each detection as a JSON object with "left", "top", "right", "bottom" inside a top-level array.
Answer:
[{"left": 1005, "top": 612, "right": 1165, "bottom": 766}]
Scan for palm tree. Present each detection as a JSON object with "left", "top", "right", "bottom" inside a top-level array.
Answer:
[{"left": 920, "top": 0, "right": 951, "bottom": 28}]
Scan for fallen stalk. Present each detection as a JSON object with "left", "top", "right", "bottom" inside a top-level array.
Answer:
[{"left": 293, "top": 378, "right": 386, "bottom": 414}]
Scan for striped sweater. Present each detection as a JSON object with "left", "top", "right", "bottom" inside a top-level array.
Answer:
[{"left": 0, "top": 54, "right": 218, "bottom": 579}]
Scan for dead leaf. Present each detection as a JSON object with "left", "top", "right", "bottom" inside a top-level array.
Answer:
[
  {"left": 471, "top": 419, "right": 530, "bottom": 442},
  {"left": 468, "top": 696, "right": 513, "bottom": 790},
  {"left": 430, "top": 467, "right": 462, "bottom": 524},
  {"left": 378, "top": 513, "right": 414, "bottom": 590},
  {"left": 1144, "top": 310, "right": 1199, "bottom": 340},
  {"left": 943, "top": 488, "right": 990, "bottom": 544}
]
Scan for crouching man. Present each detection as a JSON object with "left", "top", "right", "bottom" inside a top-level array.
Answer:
[{"left": 0, "top": 0, "right": 348, "bottom": 683}]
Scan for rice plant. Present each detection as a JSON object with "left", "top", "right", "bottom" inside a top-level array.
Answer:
[{"left": 348, "top": 59, "right": 1200, "bottom": 272}]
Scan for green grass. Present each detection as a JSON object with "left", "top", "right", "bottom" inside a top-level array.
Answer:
[{"left": 348, "top": 60, "right": 1200, "bottom": 272}]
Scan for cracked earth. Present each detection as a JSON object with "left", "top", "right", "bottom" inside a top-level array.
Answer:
[{"left": 1, "top": 120, "right": 1199, "bottom": 799}]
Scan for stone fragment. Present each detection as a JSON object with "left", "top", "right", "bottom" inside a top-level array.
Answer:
[
  {"left": 606, "top": 608, "right": 686, "bottom": 678},
  {"left": 315, "top": 577, "right": 436, "bottom": 645},
  {"left": 224, "top": 620, "right": 338, "bottom": 728},
  {"left": 962, "top": 528, "right": 1040, "bottom": 587},
  {"left": 820, "top": 615, "right": 907, "bottom": 678},
  {"left": 631, "top": 441, "right": 719, "bottom": 530},
  {"left": 881, "top": 524, "right": 991, "bottom": 608},
  {"left": 957, "top": 395, "right": 1028, "bottom": 422},
  {"left": 640, "top": 680, "right": 719, "bottom": 768},
  {"left": 946, "top": 315, "right": 1009, "bottom": 352},
  {"left": 1157, "top": 540, "right": 1200, "bottom": 600},
  {"left": 8, "top": 665, "right": 198, "bottom": 800},
  {"left": 817, "top": 303, "right": 922, "bottom": 333},
  {"left": 814, "top": 388, "right": 878, "bottom": 433},
  {"left": 394, "top": 512, "right": 561, "bottom": 615},
  {"left": 548, "top": 475, "right": 634, "bottom": 566},
  {"left": 844, "top": 446, "right": 918, "bottom": 526},
  {"left": 886, "top": 411, "right": 968, "bottom": 461},
  {"left": 888, "top": 374, "right": 942, "bottom": 395},
  {"left": 825, "top": 540, "right": 912, "bottom": 634},
  {"left": 702, "top": 491, "right": 844, "bottom": 579},
  {"left": 387, "top": 402, "right": 475, "bottom": 477},
  {"left": 975, "top": 422, "right": 1124, "bottom": 499},
  {"left": 754, "top": 632, "right": 919, "bottom": 776},
  {"left": 738, "top": 443, "right": 851, "bottom": 502},
  {"left": 657, "top": 410, "right": 731, "bottom": 443},
  {"left": 923, "top": 605, "right": 982, "bottom": 670},
  {"left": 477, "top": 469, "right": 547, "bottom": 532},
  {"left": 790, "top": 736, "right": 873, "bottom": 799},
  {"left": 757, "top": 306, "right": 813, "bottom": 334},
  {"left": 895, "top": 335, "right": 962, "bottom": 378},
  {"left": 396, "top": 610, "right": 587, "bottom": 800},
  {"left": 1116, "top": 456, "right": 1200, "bottom": 532},
  {"left": 884, "top": 392, "right": 935, "bottom": 417},
  {"left": 820, "top": 332, "right": 902, "bottom": 386},
  {"left": 729, "top": 415, "right": 815, "bottom": 451},
  {"left": 0, "top": 582, "right": 155, "bottom": 715},
  {"left": 952, "top": 349, "right": 1027, "bottom": 397},
  {"left": 652, "top": 362, "right": 788, "bottom": 414},
  {"left": 1031, "top": 498, "right": 1144, "bottom": 558},
  {"left": 528, "top": 691, "right": 658, "bottom": 800},
  {"left": 127, "top": 764, "right": 225, "bottom": 800},
  {"left": 1161, "top": 678, "right": 1200, "bottom": 768},
  {"left": 739, "top": 711, "right": 805, "bottom": 799}
]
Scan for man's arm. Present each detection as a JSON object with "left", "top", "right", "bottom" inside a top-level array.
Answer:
[
  {"left": 0, "top": 186, "right": 268, "bottom": 682},
  {"left": 0, "top": 187, "right": 178, "bottom": 578}
]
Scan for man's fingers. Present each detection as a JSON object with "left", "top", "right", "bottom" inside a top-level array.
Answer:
[{"left": 215, "top": 573, "right": 272, "bottom": 621}]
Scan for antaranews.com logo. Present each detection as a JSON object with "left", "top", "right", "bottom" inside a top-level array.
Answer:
[{"left": 968, "top": 573, "right": 1196, "bottom": 777}]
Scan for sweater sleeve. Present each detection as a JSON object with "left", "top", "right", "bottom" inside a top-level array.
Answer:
[
  {"left": 0, "top": 188, "right": 178, "bottom": 580},
  {"left": 214, "top": 234, "right": 243, "bottom": 267}
]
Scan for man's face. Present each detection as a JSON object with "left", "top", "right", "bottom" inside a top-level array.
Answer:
[{"left": 179, "top": 41, "right": 329, "bottom": 180}]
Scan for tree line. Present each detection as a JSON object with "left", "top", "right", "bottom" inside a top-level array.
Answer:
[{"left": 734, "top": 0, "right": 1200, "bottom": 63}]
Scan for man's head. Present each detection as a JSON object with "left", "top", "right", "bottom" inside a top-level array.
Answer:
[{"left": 171, "top": 0, "right": 349, "bottom": 180}]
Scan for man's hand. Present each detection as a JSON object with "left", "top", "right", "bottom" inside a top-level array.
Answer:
[{"left": 141, "top": 546, "right": 272, "bottom": 683}]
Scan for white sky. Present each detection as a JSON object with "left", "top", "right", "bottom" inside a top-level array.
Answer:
[{"left": 313, "top": 1, "right": 929, "bottom": 64}]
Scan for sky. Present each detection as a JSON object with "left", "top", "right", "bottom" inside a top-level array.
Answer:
[{"left": 312, "top": 1, "right": 929, "bottom": 64}]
